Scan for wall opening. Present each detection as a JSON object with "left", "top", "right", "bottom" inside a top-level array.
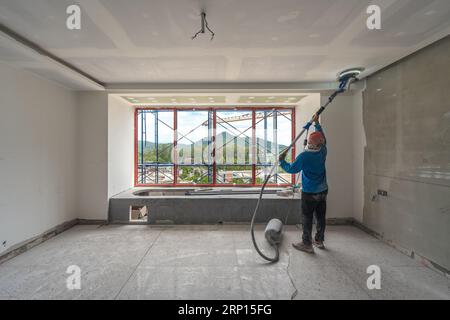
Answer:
[{"left": 129, "top": 205, "right": 148, "bottom": 222}]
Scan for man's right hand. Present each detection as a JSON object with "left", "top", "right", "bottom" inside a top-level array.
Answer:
[{"left": 312, "top": 114, "right": 320, "bottom": 124}]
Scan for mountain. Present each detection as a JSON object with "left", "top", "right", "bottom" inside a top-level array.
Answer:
[{"left": 137, "top": 133, "right": 288, "bottom": 164}]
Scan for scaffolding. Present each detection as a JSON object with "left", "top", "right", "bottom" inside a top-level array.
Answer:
[{"left": 136, "top": 108, "right": 293, "bottom": 186}]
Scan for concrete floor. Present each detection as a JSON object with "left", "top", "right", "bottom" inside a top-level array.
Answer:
[{"left": 0, "top": 225, "right": 448, "bottom": 300}]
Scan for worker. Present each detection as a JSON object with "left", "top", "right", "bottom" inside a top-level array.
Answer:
[{"left": 279, "top": 114, "right": 327, "bottom": 253}]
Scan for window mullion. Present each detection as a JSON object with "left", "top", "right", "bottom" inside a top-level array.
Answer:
[
  {"left": 212, "top": 110, "right": 217, "bottom": 185},
  {"left": 252, "top": 110, "right": 256, "bottom": 185},
  {"left": 155, "top": 111, "right": 159, "bottom": 184},
  {"left": 141, "top": 110, "right": 145, "bottom": 184},
  {"left": 273, "top": 110, "right": 278, "bottom": 185},
  {"left": 173, "top": 109, "right": 177, "bottom": 185}
]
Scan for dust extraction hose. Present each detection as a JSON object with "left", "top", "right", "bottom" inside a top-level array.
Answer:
[{"left": 250, "top": 73, "right": 361, "bottom": 262}]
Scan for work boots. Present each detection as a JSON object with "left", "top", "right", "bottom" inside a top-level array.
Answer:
[
  {"left": 292, "top": 242, "right": 314, "bottom": 254},
  {"left": 313, "top": 240, "right": 325, "bottom": 249}
]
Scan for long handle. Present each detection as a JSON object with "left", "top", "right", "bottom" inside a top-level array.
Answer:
[
  {"left": 283, "top": 76, "right": 359, "bottom": 155},
  {"left": 280, "top": 86, "right": 342, "bottom": 156}
]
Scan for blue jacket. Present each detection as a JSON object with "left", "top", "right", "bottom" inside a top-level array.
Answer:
[{"left": 280, "top": 123, "right": 328, "bottom": 193}]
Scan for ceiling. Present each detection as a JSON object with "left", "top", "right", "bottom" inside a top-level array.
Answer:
[{"left": 0, "top": 0, "right": 449, "bottom": 88}]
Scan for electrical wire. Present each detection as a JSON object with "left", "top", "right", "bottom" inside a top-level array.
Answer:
[{"left": 192, "top": 12, "right": 215, "bottom": 40}]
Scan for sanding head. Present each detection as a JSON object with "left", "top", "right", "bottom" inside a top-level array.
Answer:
[{"left": 338, "top": 67, "right": 364, "bottom": 82}]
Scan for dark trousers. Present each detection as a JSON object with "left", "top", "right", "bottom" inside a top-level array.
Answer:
[{"left": 301, "top": 190, "right": 328, "bottom": 245}]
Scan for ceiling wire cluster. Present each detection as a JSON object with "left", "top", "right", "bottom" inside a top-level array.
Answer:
[{"left": 191, "top": 12, "right": 215, "bottom": 40}]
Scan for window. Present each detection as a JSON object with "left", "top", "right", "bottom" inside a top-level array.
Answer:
[
  {"left": 216, "top": 110, "right": 253, "bottom": 185},
  {"left": 136, "top": 110, "right": 174, "bottom": 184},
  {"left": 135, "top": 108, "right": 294, "bottom": 186},
  {"left": 177, "top": 110, "right": 213, "bottom": 184}
]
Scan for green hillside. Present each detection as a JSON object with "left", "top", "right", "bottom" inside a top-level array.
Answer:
[{"left": 137, "top": 132, "right": 290, "bottom": 164}]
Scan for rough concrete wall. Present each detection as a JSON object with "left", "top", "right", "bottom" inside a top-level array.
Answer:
[
  {"left": 352, "top": 91, "right": 366, "bottom": 223},
  {"left": 77, "top": 92, "right": 109, "bottom": 220},
  {"left": 363, "top": 36, "right": 450, "bottom": 270},
  {"left": 108, "top": 96, "right": 134, "bottom": 198},
  {"left": 0, "top": 62, "right": 78, "bottom": 254}
]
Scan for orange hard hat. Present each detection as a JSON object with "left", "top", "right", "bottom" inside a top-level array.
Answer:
[{"left": 308, "top": 131, "right": 325, "bottom": 146}]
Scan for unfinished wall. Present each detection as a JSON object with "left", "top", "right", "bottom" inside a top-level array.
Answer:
[
  {"left": 77, "top": 92, "right": 109, "bottom": 220},
  {"left": 108, "top": 96, "right": 134, "bottom": 198},
  {"left": 352, "top": 91, "right": 366, "bottom": 223},
  {"left": 363, "top": 36, "right": 450, "bottom": 271},
  {"left": 0, "top": 62, "right": 78, "bottom": 254}
]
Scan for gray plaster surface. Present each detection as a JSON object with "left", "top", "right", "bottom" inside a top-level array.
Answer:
[
  {"left": 109, "top": 188, "right": 302, "bottom": 224},
  {"left": 0, "top": 225, "right": 448, "bottom": 300},
  {"left": 363, "top": 36, "right": 450, "bottom": 271}
]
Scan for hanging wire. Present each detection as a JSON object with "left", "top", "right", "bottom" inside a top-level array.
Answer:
[{"left": 192, "top": 12, "right": 215, "bottom": 40}]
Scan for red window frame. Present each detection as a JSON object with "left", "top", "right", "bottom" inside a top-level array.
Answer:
[{"left": 134, "top": 106, "right": 296, "bottom": 187}]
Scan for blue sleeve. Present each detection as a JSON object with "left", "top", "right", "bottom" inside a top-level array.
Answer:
[
  {"left": 279, "top": 153, "right": 304, "bottom": 174},
  {"left": 321, "top": 145, "right": 327, "bottom": 158},
  {"left": 314, "top": 123, "right": 322, "bottom": 132},
  {"left": 303, "top": 122, "right": 312, "bottom": 130}
]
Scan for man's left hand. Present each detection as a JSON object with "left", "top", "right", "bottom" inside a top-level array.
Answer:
[{"left": 279, "top": 150, "right": 288, "bottom": 162}]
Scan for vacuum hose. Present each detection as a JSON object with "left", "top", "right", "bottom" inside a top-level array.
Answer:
[{"left": 250, "top": 75, "right": 359, "bottom": 262}]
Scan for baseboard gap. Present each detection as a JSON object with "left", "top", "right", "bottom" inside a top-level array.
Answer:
[
  {"left": 0, "top": 218, "right": 78, "bottom": 265},
  {"left": 350, "top": 218, "right": 449, "bottom": 277}
]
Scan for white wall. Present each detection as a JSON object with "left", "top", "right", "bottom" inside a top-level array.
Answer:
[
  {"left": 294, "top": 94, "right": 320, "bottom": 186},
  {"left": 295, "top": 94, "right": 321, "bottom": 153},
  {"left": 108, "top": 96, "right": 134, "bottom": 197},
  {"left": 293, "top": 92, "right": 365, "bottom": 219},
  {"left": 320, "top": 92, "right": 364, "bottom": 219},
  {"left": 77, "top": 92, "right": 108, "bottom": 220},
  {"left": 0, "top": 62, "right": 78, "bottom": 254}
]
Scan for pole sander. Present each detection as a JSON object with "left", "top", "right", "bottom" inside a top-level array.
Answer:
[{"left": 250, "top": 68, "right": 364, "bottom": 263}]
